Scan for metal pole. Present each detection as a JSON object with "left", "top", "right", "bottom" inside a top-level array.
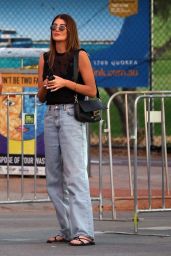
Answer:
[
  {"left": 98, "top": 119, "right": 104, "bottom": 220},
  {"left": 133, "top": 97, "right": 139, "bottom": 233}
]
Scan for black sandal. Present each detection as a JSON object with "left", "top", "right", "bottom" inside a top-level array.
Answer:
[
  {"left": 69, "top": 236, "right": 95, "bottom": 246},
  {"left": 47, "top": 235, "right": 68, "bottom": 243}
]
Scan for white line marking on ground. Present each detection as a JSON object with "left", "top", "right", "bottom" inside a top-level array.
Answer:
[{"left": 139, "top": 226, "right": 171, "bottom": 230}]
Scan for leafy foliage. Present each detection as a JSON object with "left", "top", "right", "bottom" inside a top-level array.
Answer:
[{"left": 154, "top": 0, "right": 171, "bottom": 20}]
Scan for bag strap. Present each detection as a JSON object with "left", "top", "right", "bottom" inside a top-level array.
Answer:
[
  {"left": 42, "top": 52, "right": 55, "bottom": 82},
  {"left": 73, "top": 49, "right": 100, "bottom": 99},
  {"left": 73, "top": 49, "right": 79, "bottom": 82}
]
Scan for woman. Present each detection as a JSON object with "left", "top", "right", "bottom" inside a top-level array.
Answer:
[{"left": 37, "top": 14, "right": 96, "bottom": 246}]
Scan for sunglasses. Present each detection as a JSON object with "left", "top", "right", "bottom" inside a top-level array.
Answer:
[{"left": 50, "top": 24, "right": 67, "bottom": 31}]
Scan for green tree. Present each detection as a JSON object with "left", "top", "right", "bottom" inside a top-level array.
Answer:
[
  {"left": 106, "top": 0, "right": 171, "bottom": 135},
  {"left": 153, "top": 0, "right": 171, "bottom": 59},
  {"left": 154, "top": 0, "right": 171, "bottom": 20}
]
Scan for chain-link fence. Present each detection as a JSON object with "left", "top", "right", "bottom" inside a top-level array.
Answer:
[
  {"left": 0, "top": 1, "right": 170, "bottom": 88},
  {"left": 0, "top": 0, "right": 171, "bottom": 148},
  {"left": 0, "top": 0, "right": 120, "bottom": 69},
  {"left": 153, "top": 0, "right": 171, "bottom": 90}
]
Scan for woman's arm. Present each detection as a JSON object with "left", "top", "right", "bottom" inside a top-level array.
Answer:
[
  {"left": 37, "top": 53, "right": 48, "bottom": 103},
  {"left": 76, "top": 50, "right": 97, "bottom": 97}
]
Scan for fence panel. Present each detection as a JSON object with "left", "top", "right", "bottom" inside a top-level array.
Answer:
[
  {"left": 105, "top": 90, "right": 171, "bottom": 221},
  {"left": 0, "top": 92, "right": 49, "bottom": 203},
  {"left": 133, "top": 93, "right": 171, "bottom": 234},
  {"left": 0, "top": 92, "right": 105, "bottom": 220}
]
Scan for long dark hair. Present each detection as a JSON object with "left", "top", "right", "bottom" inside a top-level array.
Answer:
[{"left": 48, "top": 13, "right": 80, "bottom": 68}]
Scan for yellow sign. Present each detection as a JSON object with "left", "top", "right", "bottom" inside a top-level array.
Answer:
[
  {"left": 1, "top": 73, "right": 38, "bottom": 88},
  {"left": 109, "top": 0, "right": 138, "bottom": 17},
  {"left": 23, "top": 113, "right": 35, "bottom": 125}
]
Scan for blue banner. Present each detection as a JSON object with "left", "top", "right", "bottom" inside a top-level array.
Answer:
[{"left": 90, "top": 0, "right": 151, "bottom": 88}]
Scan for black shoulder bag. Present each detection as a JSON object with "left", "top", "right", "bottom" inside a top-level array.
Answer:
[{"left": 73, "top": 50, "right": 106, "bottom": 123}]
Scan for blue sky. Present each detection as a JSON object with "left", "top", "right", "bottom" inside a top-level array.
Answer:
[{"left": 0, "top": 0, "right": 124, "bottom": 41}]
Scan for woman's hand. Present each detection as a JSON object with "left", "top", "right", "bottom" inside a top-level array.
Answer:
[{"left": 46, "top": 75, "right": 65, "bottom": 92}]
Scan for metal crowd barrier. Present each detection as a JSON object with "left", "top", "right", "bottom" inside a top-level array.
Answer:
[
  {"left": 0, "top": 92, "right": 104, "bottom": 220},
  {"left": 0, "top": 92, "right": 50, "bottom": 204},
  {"left": 1, "top": 90, "right": 171, "bottom": 226},
  {"left": 106, "top": 90, "right": 171, "bottom": 221},
  {"left": 133, "top": 92, "right": 171, "bottom": 234}
]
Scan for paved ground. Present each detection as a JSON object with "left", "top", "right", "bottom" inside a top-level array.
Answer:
[
  {"left": 0, "top": 150, "right": 171, "bottom": 255},
  {"left": 0, "top": 203, "right": 171, "bottom": 256}
]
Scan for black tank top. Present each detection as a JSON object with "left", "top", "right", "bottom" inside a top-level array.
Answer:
[{"left": 43, "top": 49, "right": 85, "bottom": 105}]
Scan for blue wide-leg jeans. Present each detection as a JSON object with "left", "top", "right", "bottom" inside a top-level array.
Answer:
[{"left": 44, "top": 104, "right": 94, "bottom": 240}]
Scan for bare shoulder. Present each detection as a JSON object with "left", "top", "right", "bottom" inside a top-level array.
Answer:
[
  {"left": 78, "top": 49, "right": 91, "bottom": 66},
  {"left": 39, "top": 52, "right": 44, "bottom": 62},
  {"left": 38, "top": 53, "right": 45, "bottom": 67},
  {"left": 79, "top": 49, "right": 89, "bottom": 58}
]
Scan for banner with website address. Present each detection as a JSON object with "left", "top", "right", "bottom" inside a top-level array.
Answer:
[
  {"left": 90, "top": 0, "right": 151, "bottom": 88},
  {"left": 0, "top": 0, "right": 150, "bottom": 176},
  {"left": 0, "top": 0, "right": 150, "bottom": 88}
]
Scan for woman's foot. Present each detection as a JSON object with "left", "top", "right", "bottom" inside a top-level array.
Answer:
[
  {"left": 46, "top": 235, "right": 67, "bottom": 243},
  {"left": 69, "top": 236, "right": 95, "bottom": 246}
]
